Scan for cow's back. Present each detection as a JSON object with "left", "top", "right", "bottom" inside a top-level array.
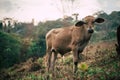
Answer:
[
  {"left": 46, "top": 26, "right": 73, "bottom": 54},
  {"left": 46, "top": 28, "right": 62, "bottom": 50}
]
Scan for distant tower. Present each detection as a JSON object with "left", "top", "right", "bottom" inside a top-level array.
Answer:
[{"left": 32, "top": 18, "right": 34, "bottom": 26}]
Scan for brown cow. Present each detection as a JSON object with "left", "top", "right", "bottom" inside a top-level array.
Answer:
[{"left": 46, "top": 16, "right": 104, "bottom": 73}]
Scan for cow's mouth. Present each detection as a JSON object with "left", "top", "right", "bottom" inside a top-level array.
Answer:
[{"left": 88, "top": 29, "right": 94, "bottom": 33}]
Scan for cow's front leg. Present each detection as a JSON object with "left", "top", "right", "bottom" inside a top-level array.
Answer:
[{"left": 73, "top": 50, "right": 79, "bottom": 73}]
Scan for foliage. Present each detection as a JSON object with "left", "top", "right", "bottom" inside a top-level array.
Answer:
[
  {"left": 0, "top": 31, "right": 21, "bottom": 69},
  {"left": 76, "top": 60, "right": 120, "bottom": 80},
  {"left": 12, "top": 23, "right": 28, "bottom": 36},
  {"left": 27, "top": 40, "right": 45, "bottom": 58},
  {"left": 37, "top": 58, "right": 43, "bottom": 65},
  {"left": 20, "top": 38, "right": 46, "bottom": 61},
  {"left": 78, "top": 62, "right": 89, "bottom": 71}
]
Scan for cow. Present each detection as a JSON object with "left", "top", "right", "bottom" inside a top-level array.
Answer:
[
  {"left": 45, "top": 16, "right": 104, "bottom": 73},
  {"left": 115, "top": 25, "right": 120, "bottom": 56}
]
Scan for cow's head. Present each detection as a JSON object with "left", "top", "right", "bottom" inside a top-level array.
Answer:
[{"left": 75, "top": 16, "right": 104, "bottom": 34}]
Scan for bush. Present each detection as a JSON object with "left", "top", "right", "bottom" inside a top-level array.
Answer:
[
  {"left": 27, "top": 38, "right": 46, "bottom": 58},
  {"left": 0, "top": 31, "right": 21, "bottom": 69}
]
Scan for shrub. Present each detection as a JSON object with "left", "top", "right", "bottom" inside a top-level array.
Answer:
[
  {"left": 0, "top": 31, "right": 21, "bottom": 69},
  {"left": 27, "top": 39, "right": 46, "bottom": 58}
]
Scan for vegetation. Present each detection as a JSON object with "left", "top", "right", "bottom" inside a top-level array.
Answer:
[
  {"left": 0, "top": 31, "right": 21, "bottom": 69},
  {"left": 0, "top": 11, "right": 120, "bottom": 80},
  {"left": 0, "top": 42, "right": 120, "bottom": 80}
]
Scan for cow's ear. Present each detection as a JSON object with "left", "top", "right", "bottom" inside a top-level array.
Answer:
[
  {"left": 94, "top": 18, "right": 104, "bottom": 23},
  {"left": 75, "top": 21, "right": 86, "bottom": 27}
]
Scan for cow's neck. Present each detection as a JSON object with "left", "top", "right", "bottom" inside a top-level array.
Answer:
[
  {"left": 84, "top": 31, "right": 92, "bottom": 41},
  {"left": 71, "top": 26, "right": 92, "bottom": 46},
  {"left": 74, "top": 26, "right": 92, "bottom": 39}
]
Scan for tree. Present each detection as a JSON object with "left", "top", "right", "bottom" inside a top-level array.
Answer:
[{"left": 0, "top": 31, "right": 21, "bottom": 69}]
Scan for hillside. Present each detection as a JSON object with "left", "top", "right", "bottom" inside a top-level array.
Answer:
[
  {"left": 0, "top": 41, "right": 120, "bottom": 80},
  {"left": 0, "top": 11, "right": 120, "bottom": 80}
]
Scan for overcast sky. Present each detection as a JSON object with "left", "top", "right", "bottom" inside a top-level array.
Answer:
[{"left": 0, "top": 0, "right": 120, "bottom": 22}]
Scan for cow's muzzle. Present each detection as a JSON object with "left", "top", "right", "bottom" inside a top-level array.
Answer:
[{"left": 88, "top": 29, "right": 94, "bottom": 33}]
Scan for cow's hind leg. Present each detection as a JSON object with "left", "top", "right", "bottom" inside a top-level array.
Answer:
[
  {"left": 50, "top": 49, "right": 57, "bottom": 71},
  {"left": 46, "top": 49, "right": 52, "bottom": 72}
]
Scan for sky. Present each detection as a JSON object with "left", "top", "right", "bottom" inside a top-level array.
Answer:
[{"left": 0, "top": 0, "right": 120, "bottom": 23}]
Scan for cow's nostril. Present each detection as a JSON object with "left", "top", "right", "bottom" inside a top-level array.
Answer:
[{"left": 88, "top": 29, "right": 94, "bottom": 33}]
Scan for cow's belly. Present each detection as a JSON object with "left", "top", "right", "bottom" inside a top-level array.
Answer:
[
  {"left": 52, "top": 44, "right": 71, "bottom": 55},
  {"left": 52, "top": 39, "right": 72, "bottom": 55},
  {"left": 57, "top": 46, "right": 71, "bottom": 55}
]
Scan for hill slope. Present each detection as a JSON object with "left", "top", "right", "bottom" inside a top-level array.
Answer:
[{"left": 0, "top": 40, "right": 120, "bottom": 80}]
